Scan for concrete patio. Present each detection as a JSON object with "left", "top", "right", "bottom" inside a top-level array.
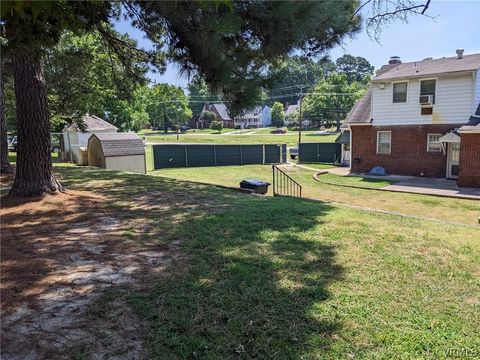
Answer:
[
  {"left": 382, "top": 177, "right": 480, "bottom": 200},
  {"left": 326, "top": 167, "right": 480, "bottom": 200}
]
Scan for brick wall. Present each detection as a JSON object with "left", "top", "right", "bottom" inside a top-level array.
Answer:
[
  {"left": 458, "top": 133, "right": 480, "bottom": 188},
  {"left": 350, "top": 124, "right": 460, "bottom": 177}
]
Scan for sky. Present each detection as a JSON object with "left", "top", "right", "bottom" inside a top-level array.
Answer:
[{"left": 113, "top": 0, "right": 480, "bottom": 89}]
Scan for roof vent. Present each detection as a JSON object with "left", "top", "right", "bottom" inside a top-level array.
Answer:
[
  {"left": 456, "top": 49, "right": 464, "bottom": 59},
  {"left": 389, "top": 56, "right": 401, "bottom": 65}
]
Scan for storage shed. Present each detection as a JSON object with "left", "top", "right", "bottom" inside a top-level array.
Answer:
[
  {"left": 87, "top": 133, "right": 146, "bottom": 174},
  {"left": 63, "top": 114, "right": 118, "bottom": 163}
]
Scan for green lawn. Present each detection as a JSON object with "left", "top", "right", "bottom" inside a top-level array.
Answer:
[
  {"left": 49, "top": 164, "right": 480, "bottom": 359},
  {"left": 316, "top": 172, "right": 395, "bottom": 188},
  {"left": 141, "top": 129, "right": 338, "bottom": 147},
  {"left": 8, "top": 152, "right": 59, "bottom": 164},
  {"left": 138, "top": 128, "right": 238, "bottom": 136},
  {"left": 297, "top": 162, "right": 336, "bottom": 171},
  {"left": 151, "top": 164, "right": 480, "bottom": 225}
]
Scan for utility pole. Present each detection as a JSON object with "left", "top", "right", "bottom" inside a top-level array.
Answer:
[{"left": 298, "top": 86, "right": 304, "bottom": 145}]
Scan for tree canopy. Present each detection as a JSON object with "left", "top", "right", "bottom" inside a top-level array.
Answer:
[
  {"left": 270, "top": 102, "right": 285, "bottom": 128},
  {"left": 129, "top": 1, "right": 361, "bottom": 112},
  {"left": 146, "top": 84, "right": 192, "bottom": 131},
  {"left": 335, "top": 54, "right": 375, "bottom": 84},
  {"left": 44, "top": 31, "right": 150, "bottom": 132},
  {"left": 302, "top": 73, "right": 366, "bottom": 129},
  {"left": 266, "top": 56, "right": 336, "bottom": 106}
]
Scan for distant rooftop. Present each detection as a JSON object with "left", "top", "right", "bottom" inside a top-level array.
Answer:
[
  {"left": 66, "top": 114, "right": 117, "bottom": 132},
  {"left": 285, "top": 104, "right": 299, "bottom": 116}
]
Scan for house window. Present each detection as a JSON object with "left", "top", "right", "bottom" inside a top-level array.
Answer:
[
  {"left": 427, "top": 133, "right": 442, "bottom": 152},
  {"left": 420, "top": 79, "right": 436, "bottom": 104},
  {"left": 377, "top": 131, "right": 391, "bottom": 155},
  {"left": 392, "top": 82, "right": 408, "bottom": 103}
]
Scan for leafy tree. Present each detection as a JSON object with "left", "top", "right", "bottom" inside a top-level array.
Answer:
[
  {"left": 270, "top": 102, "right": 285, "bottom": 127},
  {"left": 201, "top": 111, "right": 216, "bottom": 123},
  {"left": 45, "top": 31, "right": 150, "bottom": 132},
  {"left": 187, "top": 75, "right": 219, "bottom": 117},
  {"left": 209, "top": 120, "right": 223, "bottom": 133},
  {"left": 267, "top": 56, "right": 336, "bottom": 106},
  {"left": 146, "top": 84, "right": 192, "bottom": 132},
  {"left": 335, "top": 54, "right": 374, "bottom": 84},
  {"left": 302, "top": 73, "right": 366, "bottom": 130}
]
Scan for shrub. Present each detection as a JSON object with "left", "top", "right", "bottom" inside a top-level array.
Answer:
[
  {"left": 202, "top": 111, "right": 216, "bottom": 122},
  {"left": 210, "top": 120, "right": 223, "bottom": 133}
]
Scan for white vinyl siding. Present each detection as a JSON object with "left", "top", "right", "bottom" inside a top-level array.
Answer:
[
  {"left": 475, "top": 69, "right": 480, "bottom": 111},
  {"left": 372, "top": 72, "right": 474, "bottom": 125},
  {"left": 427, "top": 133, "right": 442, "bottom": 152},
  {"left": 105, "top": 155, "right": 146, "bottom": 174},
  {"left": 376, "top": 131, "right": 391, "bottom": 154}
]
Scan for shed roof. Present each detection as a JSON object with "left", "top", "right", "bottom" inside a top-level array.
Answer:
[
  {"left": 66, "top": 114, "right": 118, "bottom": 132},
  {"left": 373, "top": 53, "right": 480, "bottom": 81},
  {"left": 90, "top": 132, "right": 144, "bottom": 157},
  {"left": 240, "top": 106, "right": 262, "bottom": 117}
]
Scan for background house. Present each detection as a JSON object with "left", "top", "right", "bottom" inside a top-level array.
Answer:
[
  {"left": 197, "top": 103, "right": 234, "bottom": 128},
  {"left": 284, "top": 104, "right": 299, "bottom": 126},
  {"left": 62, "top": 114, "right": 117, "bottom": 163},
  {"left": 235, "top": 106, "right": 271, "bottom": 128},
  {"left": 345, "top": 51, "right": 480, "bottom": 187}
]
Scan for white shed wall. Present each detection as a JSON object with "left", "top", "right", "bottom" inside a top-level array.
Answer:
[{"left": 105, "top": 155, "right": 146, "bottom": 174}]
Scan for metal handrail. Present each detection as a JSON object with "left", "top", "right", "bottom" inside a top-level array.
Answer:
[{"left": 272, "top": 165, "right": 302, "bottom": 198}]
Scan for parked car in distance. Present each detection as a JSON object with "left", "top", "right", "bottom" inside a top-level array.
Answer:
[
  {"left": 180, "top": 125, "right": 190, "bottom": 133},
  {"left": 51, "top": 144, "right": 61, "bottom": 153},
  {"left": 289, "top": 147, "right": 299, "bottom": 160},
  {"left": 270, "top": 128, "right": 286, "bottom": 134},
  {"left": 7, "top": 135, "right": 61, "bottom": 153},
  {"left": 8, "top": 136, "right": 17, "bottom": 152}
]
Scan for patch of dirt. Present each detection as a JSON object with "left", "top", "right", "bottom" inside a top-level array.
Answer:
[{"left": 1, "top": 190, "right": 177, "bottom": 359}]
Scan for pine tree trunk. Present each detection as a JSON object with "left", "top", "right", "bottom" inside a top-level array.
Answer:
[
  {"left": 9, "top": 48, "right": 62, "bottom": 197},
  {"left": 0, "top": 62, "right": 14, "bottom": 174}
]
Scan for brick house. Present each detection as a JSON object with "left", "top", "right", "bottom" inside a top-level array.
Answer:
[
  {"left": 197, "top": 103, "right": 234, "bottom": 129},
  {"left": 343, "top": 50, "right": 480, "bottom": 188}
]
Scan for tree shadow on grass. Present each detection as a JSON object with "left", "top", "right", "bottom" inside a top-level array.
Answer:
[
  {"left": 128, "top": 195, "right": 343, "bottom": 359},
  {"left": 1, "top": 165, "right": 342, "bottom": 358}
]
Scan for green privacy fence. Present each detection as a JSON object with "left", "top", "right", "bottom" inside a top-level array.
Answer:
[
  {"left": 298, "top": 143, "right": 341, "bottom": 163},
  {"left": 152, "top": 144, "right": 287, "bottom": 169}
]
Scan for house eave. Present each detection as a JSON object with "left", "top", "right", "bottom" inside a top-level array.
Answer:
[{"left": 372, "top": 69, "right": 476, "bottom": 83}]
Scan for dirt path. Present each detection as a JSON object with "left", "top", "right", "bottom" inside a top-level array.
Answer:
[{"left": 1, "top": 190, "right": 176, "bottom": 359}]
